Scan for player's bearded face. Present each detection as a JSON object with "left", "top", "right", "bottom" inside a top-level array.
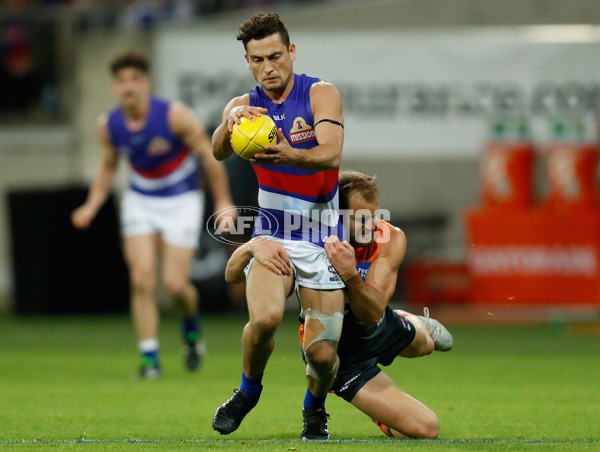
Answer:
[
  {"left": 347, "top": 195, "right": 380, "bottom": 247},
  {"left": 245, "top": 33, "right": 295, "bottom": 93},
  {"left": 112, "top": 68, "right": 150, "bottom": 109}
]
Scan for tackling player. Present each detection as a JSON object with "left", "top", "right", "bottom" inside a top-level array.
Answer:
[{"left": 225, "top": 170, "right": 453, "bottom": 439}]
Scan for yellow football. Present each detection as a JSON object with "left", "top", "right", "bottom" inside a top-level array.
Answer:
[{"left": 230, "top": 114, "right": 278, "bottom": 160}]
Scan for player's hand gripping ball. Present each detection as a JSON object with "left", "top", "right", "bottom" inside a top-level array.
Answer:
[{"left": 230, "top": 114, "right": 278, "bottom": 159}]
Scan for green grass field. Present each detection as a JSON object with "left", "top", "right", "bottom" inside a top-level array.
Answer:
[{"left": 1, "top": 312, "right": 599, "bottom": 451}]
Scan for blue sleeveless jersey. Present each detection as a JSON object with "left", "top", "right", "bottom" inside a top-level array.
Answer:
[
  {"left": 106, "top": 96, "right": 199, "bottom": 197},
  {"left": 248, "top": 73, "right": 344, "bottom": 247}
]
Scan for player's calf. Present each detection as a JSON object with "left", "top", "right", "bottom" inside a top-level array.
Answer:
[{"left": 394, "top": 310, "right": 434, "bottom": 358}]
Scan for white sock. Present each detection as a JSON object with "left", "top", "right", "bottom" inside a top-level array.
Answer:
[{"left": 139, "top": 338, "right": 159, "bottom": 353}]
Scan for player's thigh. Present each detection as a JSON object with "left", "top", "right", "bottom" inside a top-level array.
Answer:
[
  {"left": 159, "top": 191, "right": 203, "bottom": 250},
  {"left": 351, "top": 371, "right": 438, "bottom": 437},
  {"left": 246, "top": 260, "right": 292, "bottom": 324},
  {"left": 161, "top": 240, "right": 195, "bottom": 289},
  {"left": 123, "top": 234, "right": 158, "bottom": 287},
  {"left": 120, "top": 190, "right": 157, "bottom": 239},
  {"left": 298, "top": 286, "right": 344, "bottom": 315}
]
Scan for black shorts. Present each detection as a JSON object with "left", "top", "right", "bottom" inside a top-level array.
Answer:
[{"left": 330, "top": 307, "right": 416, "bottom": 402}]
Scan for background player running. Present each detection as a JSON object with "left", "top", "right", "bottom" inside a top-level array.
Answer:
[
  {"left": 71, "top": 51, "right": 235, "bottom": 378},
  {"left": 226, "top": 170, "right": 453, "bottom": 439},
  {"left": 211, "top": 13, "right": 346, "bottom": 439}
]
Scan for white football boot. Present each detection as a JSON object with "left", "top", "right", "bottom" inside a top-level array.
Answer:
[{"left": 420, "top": 307, "right": 454, "bottom": 351}]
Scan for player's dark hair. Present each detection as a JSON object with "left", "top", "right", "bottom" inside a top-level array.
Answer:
[
  {"left": 109, "top": 51, "right": 150, "bottom": 76},
  {"left": 237, "top": 12, "right": 290, "bottom": 49},
  {"left": 338, "top": 171, "right": 379, "bottom": 210}
]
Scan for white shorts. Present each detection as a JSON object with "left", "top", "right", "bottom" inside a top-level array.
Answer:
[
  {"left": 245, "top": 236, "right": 345, "bottom": 290},
  {"left": 120, "top": 189, "right": 204, "bottom": 249}
]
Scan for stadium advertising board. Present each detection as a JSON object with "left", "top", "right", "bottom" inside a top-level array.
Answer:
[{"left": 155, "top": 27, "right": 600, "bottom": 158}]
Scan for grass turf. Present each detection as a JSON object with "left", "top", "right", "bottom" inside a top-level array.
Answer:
[{"left": 0, "top": 312, "right": 599, "bottom": 450}]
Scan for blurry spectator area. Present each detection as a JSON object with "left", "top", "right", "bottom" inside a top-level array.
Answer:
[
  {"left": 0, "top": 0, "right": 326, "bottom": 122},
  {"left": 74, "top": 0, "right": 197, "bottom": 32},
  {"left": 72, "top": 0, "right": 327, "bottom": 33},
  {"left": 8, "top": 186, "right": 130, "bottom": 314},
  {"left": 117, "top": 0, "right": 196, "bottom": 31},
  {"left": 0, "top": 1, "right": 63, "bottom": 122}
]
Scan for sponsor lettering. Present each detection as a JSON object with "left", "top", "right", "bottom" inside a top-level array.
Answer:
[
  {"left": 338, "top": 373, "right": 362, "bottom": 393},
  {"left": 289, "top": 129, "right": 316, "bottom": 144},
  {"left": 178, "top": 71, "right": 600, "bottom": 124},
  {"left": 468, "top": 245, "right": 597, "bottom": 276}
]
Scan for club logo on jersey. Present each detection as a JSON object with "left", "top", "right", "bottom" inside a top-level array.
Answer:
[
  {"left": 327, "top": 265, "right": 341, "bottom": 282},
  {"left": 289, "top": 117, "right": 316, "bottom": 144},
  {"left": 147, "top": 137, "right": 172, "bottom": 156},
  {"left": 356, "top": 261, "right": 371, "bottom": 280}
]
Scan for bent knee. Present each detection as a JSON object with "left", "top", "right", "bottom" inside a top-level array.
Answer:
[
  {"left": 250, "top": 314, "right": 282, "bottom": 337},
  {"left": 412, "top": 413, "right": 439, "bottom": 439},
  {"left": 163, "top": 277, "right": 188, "bottom": 298},
  {"left": 130, "top": 271, "right": 155, "bottom": 294},
  {"left": 304, "top": 341, "right": 337, "bottom": 370}
]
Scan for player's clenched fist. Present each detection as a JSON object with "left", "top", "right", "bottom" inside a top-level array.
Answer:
[
  {"left": 325, "top": 236, "right": 358, "bottom": 281},
  {"left": 71, "top": 204, "right": 97, "bottom": 230}
]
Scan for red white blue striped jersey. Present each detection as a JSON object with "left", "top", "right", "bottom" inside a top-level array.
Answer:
[
  {"left": 107, "top": 96, "right": 200, "bottom": 197},
  {"left": 248, "top": 73, "right": 344, "bottom": 246}
]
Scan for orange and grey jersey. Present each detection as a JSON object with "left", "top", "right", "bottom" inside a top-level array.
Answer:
[{"left": 354, "top": 220, "right": 392, "bottom": 280}]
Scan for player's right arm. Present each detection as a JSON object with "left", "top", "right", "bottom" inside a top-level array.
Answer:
[
  {"left": 325, "top": 227, "right": 407, "bottom": 326},
  {"left": 211, "top": 94, "right": 267, "bottom": 161},
  {"left": 225, "top": 238, "right": 292, "bottom": 284},
  {"left": 71, "top": 115, "right": 119, "bottom": 230}
]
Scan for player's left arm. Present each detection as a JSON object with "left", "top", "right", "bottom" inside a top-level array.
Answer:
[
  {"left": 225, "top": 238, "right": 292, "bottom": 284},
  {"left": 225, "top": 241, "right": 255, "bottom": 284},
  {"left": 169, "top": 101, "right": 234, "bottom": 211},
  {"left": 252, "top": 81, "right": 343, "bottom": 170},
  {"left": 326, "top": 227, "right": 407, "bottom": 326}
]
